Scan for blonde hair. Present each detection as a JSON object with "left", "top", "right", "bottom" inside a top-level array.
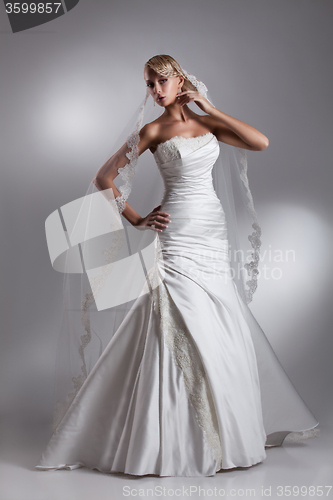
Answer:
[{"left": 144, "top": 54, "right": 197, "bottom": 92}]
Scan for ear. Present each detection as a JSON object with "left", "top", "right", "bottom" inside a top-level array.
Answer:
[{"left": 178, "top": 75, "right": 185, "bottom": 87}]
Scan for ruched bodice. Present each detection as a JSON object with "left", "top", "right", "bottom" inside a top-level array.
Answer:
[
  {"left": 153, "top": 133, "right": 226, "bottom": 239},
  {"left": 154, "top": 133, "right": 220, "bottom": 203},
  {"left": 153, "top": 133, "right": 229, "bottom": 268}
]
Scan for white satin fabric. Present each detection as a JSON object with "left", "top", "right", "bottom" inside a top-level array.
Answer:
[{"left": 36, "top": 133, "right": 318, "bottom": 477}]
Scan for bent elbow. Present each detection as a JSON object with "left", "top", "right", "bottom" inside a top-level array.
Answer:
[
  {"left": 249, "top": 137, "right": 269, "bottom": 151},
  {"left": 93, "top": 174, "right": 104, "bottom": 189},
  {"left": 254, "top": 138, "right": 269, "bottom": 151},
  {"left": 260, "top": 137, "right": 269, "bottom": 150}
]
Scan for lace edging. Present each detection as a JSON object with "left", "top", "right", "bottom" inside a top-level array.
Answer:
[
  {"left": 237, "top": 148, "right": 262, "bottom": 304},
  {"left": 154, "top": 133, "right": 214, "bottom": 165},
  {"left": 181, "top": 68, "right": 209, "bottom": 100},
  {"left": 115, "top": 90, "right": 150, "bottom": 214},
  {"left": 284, "top": 427, "right": 320, "bottom": 443}
]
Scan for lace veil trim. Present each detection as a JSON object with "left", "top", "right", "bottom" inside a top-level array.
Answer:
[
  {"left": 284, "top": 428, "right": 320, "bottom": 442},
  {"left": 237, "top": 148, "right": 262, "bottom": 304},
  {"left": 181, "top": 69, "right": 209, "bottom": 100},
  {"left": 115, "top": 89, "right": 150, "bottom": 214}
]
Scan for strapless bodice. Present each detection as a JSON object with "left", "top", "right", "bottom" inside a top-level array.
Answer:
[
  {"left": 153, "top": 132, "right": 227, "bottom": 246},
  {"left": 153, "top": 133, "right": 220, "bottom": 206},
  {"left": 153, "top": 132, "right": 216, "bottom": 165}
]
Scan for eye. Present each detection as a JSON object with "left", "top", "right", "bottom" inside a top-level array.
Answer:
[
  {"left": 146, "top": 83, "right": 153, "bottom": 88},
  {"left": 160, "top": 79, "right": 167, "bottom": 83}
]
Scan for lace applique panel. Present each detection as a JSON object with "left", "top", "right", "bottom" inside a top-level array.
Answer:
[
  {"left": 150, "top": 268, "right": 223, "bottom": 469},
  {"left": 154, "top": 133, "right": 214, "bottom": 165}
]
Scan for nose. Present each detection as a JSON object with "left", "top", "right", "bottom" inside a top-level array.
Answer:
[{"left": 153, "top": 83, "right": 162, "bottom": 95}]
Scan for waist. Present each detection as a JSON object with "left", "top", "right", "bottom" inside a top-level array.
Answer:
[
  {"left": 162, "top": 181, "right": 220, "bottom": 200},
  {"left": 161, "top": 190, "right": 223, "bottom": 214}
]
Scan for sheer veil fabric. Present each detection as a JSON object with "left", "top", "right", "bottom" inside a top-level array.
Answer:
[{"left": 44, "top": 66, "right": 319, "bottom": 463}]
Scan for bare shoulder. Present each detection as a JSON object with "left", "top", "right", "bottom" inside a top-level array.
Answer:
[
  {"left": 140, "top": 120, "right": 170, "bottom": 153},
  {"left": 140, "top": 122, "right": 158, "bottom": 140},
  {"left": 138, "top": 122, "right": 161, "bottom": 154}
]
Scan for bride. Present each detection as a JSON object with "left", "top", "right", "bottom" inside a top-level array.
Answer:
[{"left": 36, "top": 54, "right": 319, "bottom": 477}]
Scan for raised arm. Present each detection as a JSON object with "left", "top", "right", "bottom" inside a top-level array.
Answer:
[
  {"left": 207, "top": 110, "right": 269, "bottom": 151},
  {"left": 177, "top": 90, "right": 269, "bottom": 151}
]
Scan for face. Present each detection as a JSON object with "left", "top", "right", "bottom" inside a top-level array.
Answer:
[{"left": 144, "top": 66, "right": 183, "bottom": 107}]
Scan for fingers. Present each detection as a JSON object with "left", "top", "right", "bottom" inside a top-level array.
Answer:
[
  {"left": 149, "top": 211, "right": 171, "bottom": 232},
  {"left": 153, "top": 212, "right": 170, "bottom": 223},
  {"left": 177, "top": 94, "right": 194, "bottom": 107},
  {"left": 177, "top": 91, "right": 197, "bottom": 97},
  {"left": 177, "top": 90, "right": 201, "bottom": 104}
]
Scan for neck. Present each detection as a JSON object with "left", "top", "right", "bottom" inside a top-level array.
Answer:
[{"left": 162, "top": 102, "right": 192, "bottom": 122}]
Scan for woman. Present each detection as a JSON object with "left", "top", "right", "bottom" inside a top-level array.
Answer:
[{"left": 36, "top": 55, "right": 319, "bottom": 477}]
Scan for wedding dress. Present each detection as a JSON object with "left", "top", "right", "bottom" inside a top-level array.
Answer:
[{"left": 36, "top": 132, "right": 319, "bottom": 477}]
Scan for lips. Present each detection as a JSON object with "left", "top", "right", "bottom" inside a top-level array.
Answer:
[{"left": 157, "top": 96, "right": 165, "bottom": 102}]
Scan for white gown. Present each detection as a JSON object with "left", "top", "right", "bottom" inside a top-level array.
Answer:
[{"left": 35, "top": 133, "right": 318, "bottom": 477}]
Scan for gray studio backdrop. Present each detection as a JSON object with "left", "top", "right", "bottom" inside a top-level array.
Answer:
[{"left": 0, "top": 0, "right": 332, "bottom": 438}]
